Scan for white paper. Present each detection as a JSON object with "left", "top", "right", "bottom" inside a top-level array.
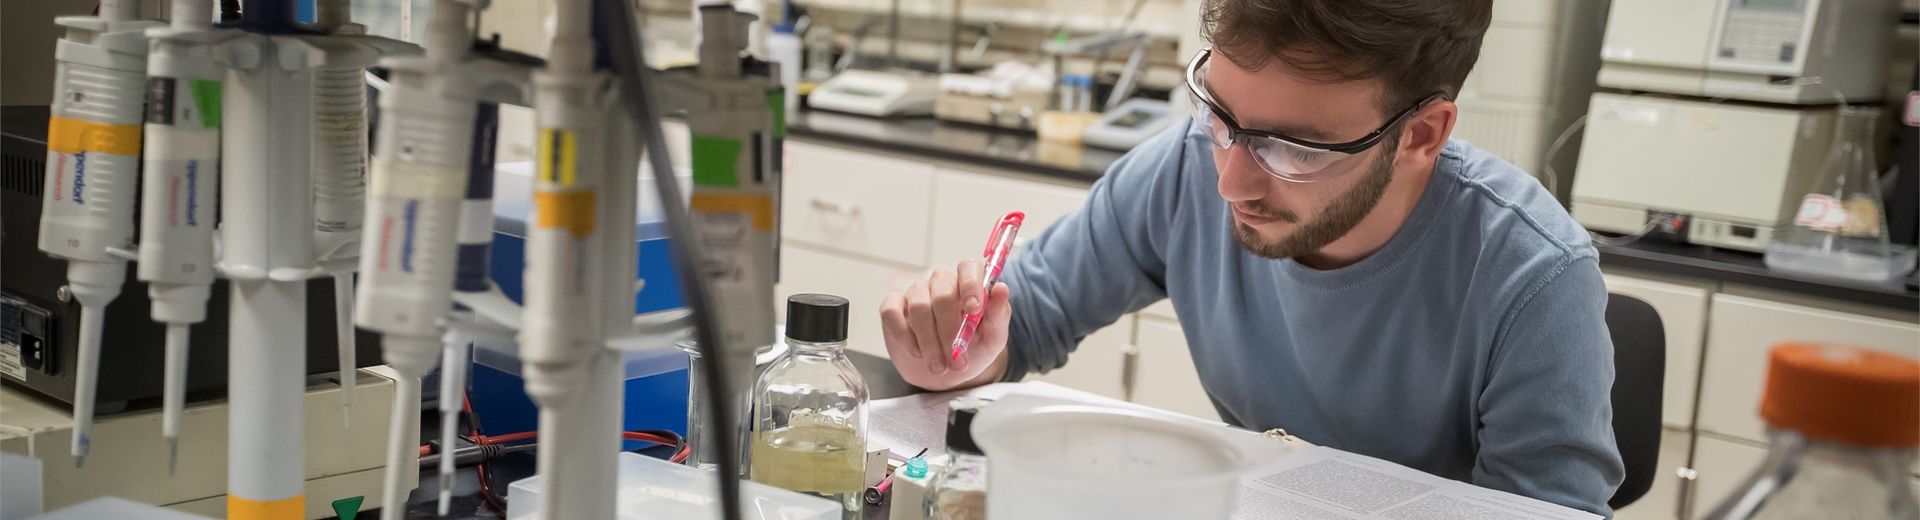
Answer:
[{"left": 1232, "top": 447, "right": 1602, "bottom": 520}]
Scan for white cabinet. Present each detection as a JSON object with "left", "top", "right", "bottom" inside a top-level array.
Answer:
[
  {"left": 1696, "top": 294, "right": 1920, "bottom": 443},
  {"left": 1602, "top": 274, "right": 1713, "bottom": 429},
  {"left": 781, "top": 141, "right": 936, "bottom": 266},
  {"left": 1613, "top": 428, "right": 1697, "bottom": 520},
  {"left": 926, "top": 169, "right": 1088, "bottom": 264},
  {"left": 1029, "top": 318, "right": 1135, "bottom": 401},
  {"left": 1131, "top": 316, "right": 1220, "bottom": 421},
  {"left": 1687, "top": 434, "right": 1770, "bottom": 519},
  {"left": 776, "top": 243, "right": 925, "bottom": 358}
]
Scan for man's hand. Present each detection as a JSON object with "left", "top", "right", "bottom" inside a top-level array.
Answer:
[{"left": 879, "top": 258, "right": 1012, "bottom": 391}]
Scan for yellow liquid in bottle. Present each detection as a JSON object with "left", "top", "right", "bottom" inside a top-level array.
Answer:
[{"left": 751, "top": 423, "right": 865, "bottom": 516}]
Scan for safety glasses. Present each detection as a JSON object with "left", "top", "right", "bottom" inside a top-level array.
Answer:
[{"left": 1185, "top": 47, "right": 1441, "bottom": 183}]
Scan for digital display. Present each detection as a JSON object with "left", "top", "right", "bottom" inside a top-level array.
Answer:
[
  {"left": 1740, "top": 0, "right": 1802, "bottom": 11},
  {"left": 1110, "top": 109, "right": 1154, "bottom": 129}
]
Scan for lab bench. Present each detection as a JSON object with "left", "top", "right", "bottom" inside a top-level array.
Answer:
[{"left": 753, "top": 108, "right": 1920, "bottom": 520}]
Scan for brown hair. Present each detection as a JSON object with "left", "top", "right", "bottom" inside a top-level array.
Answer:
[{"left": 1201, "top": 0, "right": 1493, "bottom": 114}]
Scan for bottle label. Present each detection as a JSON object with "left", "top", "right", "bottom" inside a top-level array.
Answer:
[{"left": 1793, "top": 194, "right": 1848, "bottom": 231}]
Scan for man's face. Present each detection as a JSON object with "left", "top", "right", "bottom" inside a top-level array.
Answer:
[{"left": 1204, "top": 51, "right": 1403, "bottom": 260}]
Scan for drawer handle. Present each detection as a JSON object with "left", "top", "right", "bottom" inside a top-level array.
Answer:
[{"left": 809, "top": 199, "right": 860, "bottom": 216}]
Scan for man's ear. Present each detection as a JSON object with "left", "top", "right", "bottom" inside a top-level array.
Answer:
[{"left": 1397, "top": 99, "right": 1457, "bottom": 167}]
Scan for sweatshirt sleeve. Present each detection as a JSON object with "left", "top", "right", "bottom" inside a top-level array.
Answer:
[
  {"left": 997, "top": 121, "right": 1193, "bottom": 381},
  {"left": 1472, "top": 254, "right": 1626, "bottom": 516}
]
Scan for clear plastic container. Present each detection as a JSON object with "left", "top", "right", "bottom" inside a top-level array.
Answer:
[
  {"left": 974, "top": 402, "right": 1248, "bottom": 520},
  {"left": 751, "top": 294, "right": 869, "bottom": 519},
  {"left": 506, "top": 451, "right": 840, "bottom": 520},
  {"left": 1765, "top": 107, "right": 1918, "bottom": 286}
]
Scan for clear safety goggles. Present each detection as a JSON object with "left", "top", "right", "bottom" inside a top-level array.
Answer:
[{"left": 1185, "top": 47, "right": 1441, "bottom": 183}]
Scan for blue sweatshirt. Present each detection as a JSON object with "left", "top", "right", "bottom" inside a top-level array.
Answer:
[{"left": 998, "top": 120, "right": 1624, "bottom": 515}]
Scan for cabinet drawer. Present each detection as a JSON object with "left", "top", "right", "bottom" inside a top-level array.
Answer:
[
  {"left": 1689, "top": 434, "right": 1770, "bottom": 519},
  {"left": 926, "top": 169, "right": 1088, "bottom": 264},
  {"left": 1613, "top": 428, "right": 1696, "bottom": 520},
  {"left": 782, "top": 141, "right": 936, "bottom": 266},
  {"left": 1029, "top": 317, "right": 1132, "bottom": 401},
  {"left": 1697, "top": 294, "right": 1920, "bottom": 443},
  {"left": 1602, "top": 274, "right": 1712, "bottom": 429},
  {"left": 776, "top": 244, "right": 924, "bottom": 358},
  {"left": 1132, "top": 316, "right": 1219, "bottom": 421}
]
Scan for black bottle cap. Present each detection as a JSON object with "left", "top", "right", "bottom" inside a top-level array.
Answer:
[
  {"left": 785, "top": 293, "right": 850, "bottom": 343},
  {"left": 945, "top": 397, "right": 988, "bottom": 456}
]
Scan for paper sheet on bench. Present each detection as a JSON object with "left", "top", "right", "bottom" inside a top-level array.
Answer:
[{"left": 1232, "top": 446, "right": 1602, "bottom": 520}]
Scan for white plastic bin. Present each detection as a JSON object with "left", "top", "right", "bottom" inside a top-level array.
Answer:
[
  {"left": 974, "top": 401, "right": 1249, "bottom": 520},
  {"left": 506, "top": 451, "right": 839, "bottom": 520}
]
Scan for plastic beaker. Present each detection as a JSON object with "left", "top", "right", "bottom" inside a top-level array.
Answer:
[{"left": 973, "top": 402, "right": 1248, "bottom": 520}]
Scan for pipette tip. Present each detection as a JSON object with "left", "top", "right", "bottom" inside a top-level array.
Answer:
[
  {"left": 73, "top": 436, "right": 90, "bottom": 468},
  {"left": 437, "top": 483, "right": 452, "bottom": 516},
  {"left": 167, "top": 438, "right": 179, "bottom": 475},
  {"left": 342, "top": 404, "right": 352, "bottom": 431}
]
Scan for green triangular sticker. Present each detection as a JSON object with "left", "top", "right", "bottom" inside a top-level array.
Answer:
[{"left": 331, "top": 496, "right": 365, "bottom": 519}]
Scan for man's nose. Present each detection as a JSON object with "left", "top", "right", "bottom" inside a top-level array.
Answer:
[{"left": 1216, "top": 146, "right": 1270, "bottom": 203}]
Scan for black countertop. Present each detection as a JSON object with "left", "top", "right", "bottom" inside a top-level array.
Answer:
[
  {"left": 786, "top": 109, "right": 1920, "bottom": 314},
  {"left": 787, "top": 110, "right": 1122, "bottom": 182}
]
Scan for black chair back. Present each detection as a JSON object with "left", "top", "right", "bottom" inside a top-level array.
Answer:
[{"left": 1606, "top": 293, "right": 1666, "bottom": 510}]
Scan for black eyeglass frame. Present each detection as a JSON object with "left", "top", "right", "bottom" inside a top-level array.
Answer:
[{"left": 1185, "top": 46, "right": 1445, "bottom": 155}]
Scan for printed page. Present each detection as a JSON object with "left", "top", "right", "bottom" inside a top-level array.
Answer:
[{"left": 1233, "top": 447, "right": 1601, "bottom": 520}]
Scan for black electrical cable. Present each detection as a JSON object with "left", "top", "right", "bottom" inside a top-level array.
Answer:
[{"left": 591, "top": 0, "right": 745, "bottom": 518}]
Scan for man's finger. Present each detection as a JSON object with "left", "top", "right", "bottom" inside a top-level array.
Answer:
[
  {"left": 956, "top": 258, "right": 985, "bottom": 314},
  {"left": 879, "top": 290, "right": 919, "bottom": 359},
  {"left": 904, "top": 282, "right": 946, "bottom": 375}
]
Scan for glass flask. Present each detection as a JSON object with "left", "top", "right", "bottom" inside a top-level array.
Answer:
[
  {"left": 927, "top": 397, "right": 989, "bottom": 520},
  {"left": 750, "top": 294, "right": 869, "bottom": 518},
  {"left": 1765, "top": 106, "right": 1917, "bottom": 285},
  {"left": 1702, "top": 343, "right": 1920, "bottom": 520}
]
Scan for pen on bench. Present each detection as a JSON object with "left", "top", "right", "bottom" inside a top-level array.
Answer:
[{"left": 950, "top": 211, "right": 1024, "bottom": 361}]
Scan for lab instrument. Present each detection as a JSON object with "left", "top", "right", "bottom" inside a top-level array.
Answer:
[
  {"left": 808, "top": 69, "right": 941, "bottom": 117},
  {"left": 1596, "top": 0, "right": 1901, "bottom": 103},
  {"left": 1446, "top": 0, "right": 1607, "bottom": 199},
  {"left": 37, "top": 0, "right": 157, "bottom": 467},
  {"left": 752, "top": 294, "right": 869, "bottom": 518},
  {"left": 1571, "top": 92, "right": 1842, "bottom": 252},
  {"left": 1701, "top": 343, "right": 1919, "bottom": 519},
  {"left": 950, "top": 212, "right": 1022, "bottom": 361},
  {"left": 1082, "top": 97, "right": 1177, "bottom": 151},
  {"left": 934, "top": 62, "right": 1052, "bottom": 130},
  {"left": 1765, "top": 107, "right": 1917, "bottom": 285},
  {"left": 0, "top": 366, "right": 408, "bottom": 516},
  {"left": 310, "top": 9, "right": 376, "bottom": 432},
  {"left": 137, "top": 0, "right": 223, "bottom": 473}
]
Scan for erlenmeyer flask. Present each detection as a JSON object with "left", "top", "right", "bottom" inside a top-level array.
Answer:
[{"left": 1765, "top": 107, "right": 1917, "bottom": 285}]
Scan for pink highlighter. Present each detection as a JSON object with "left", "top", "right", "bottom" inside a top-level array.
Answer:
[{"left": 951, "top": 211, "right": 1025, "bottom": 361}]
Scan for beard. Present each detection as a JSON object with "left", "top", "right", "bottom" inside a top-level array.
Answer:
[{"left": 1232, "top": 142, "right": 1398, "bottom": 260}]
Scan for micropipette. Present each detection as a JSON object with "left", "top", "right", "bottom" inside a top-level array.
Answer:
[
  {"left": 137, "top": 0, "right": 223, "bottom": 474},
  {"left": 39, "top": 0, "right": 157, "bottom": 467}
]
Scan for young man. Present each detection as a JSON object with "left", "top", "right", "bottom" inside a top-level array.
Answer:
[{"left": 878, "top": 0, "right": 1623, "bottom": 514}]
